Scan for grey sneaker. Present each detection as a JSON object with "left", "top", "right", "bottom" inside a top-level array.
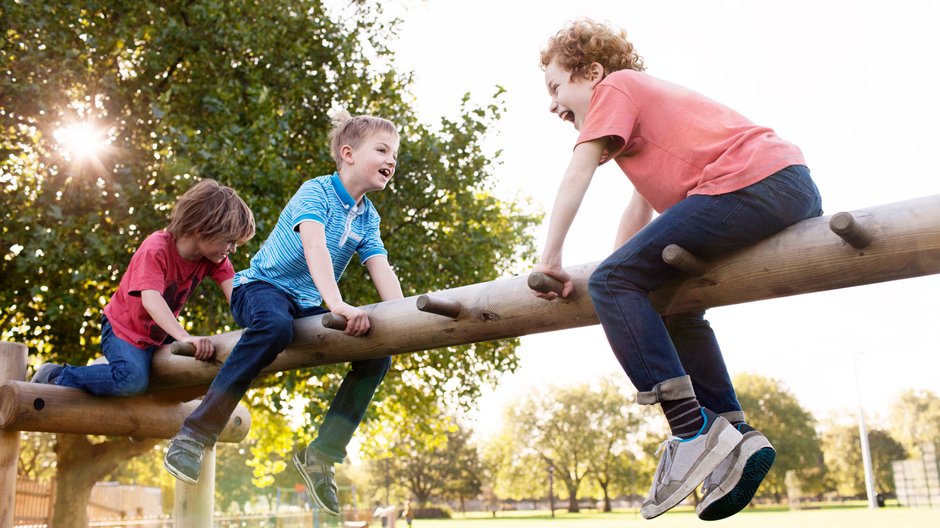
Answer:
[
  {"left": 293, "top": 447, "right": 340, "bottom": 515},
  {"left": 697, "top": 424, "right": 776, "bottom": 521},
  {"left": 641, "top": 409, "right": 742, "bottom": 519},
  {"left": 30, "top": 363, "right": 64, "bottom": 384},
  {"left": 164, "top": 435, "right": 207, "bottom": 485}
]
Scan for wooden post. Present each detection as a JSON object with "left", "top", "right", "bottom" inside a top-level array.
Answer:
[
  {"left": 0, "top": 342, "right": 27, "bottom": 528},
  {"left": 830, "top": 211, "right": 873, "bottom": 249},
  {"left": 415, "top": 295, "right": 462, "bottom": 319},
  {"left": 0, "top": 382, "right": 250, "bottom": 441},
  {"left": 662, "top": 244, "right": 709, "bottom": 276},
  {"left": 141, "top": 194, "right": 940, "bottom": 395},
  {"left": 173, "top": 443, "right": 215, "bottom": 528}
]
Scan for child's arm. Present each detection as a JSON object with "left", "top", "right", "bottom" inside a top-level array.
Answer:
[
  {"left": 613, "top": 190, "right": 653, "bottom": 249},
  {"left": 219, "top": 278, "right": 234, "bottom": 305},
  {"left": 298, "top": 221, "right": 371, "bottom": 337},
  {"left": 364, "top": 256, "right": 404, "bottom": 302},
  {"left": 140, "top": 290, "right": 216, "bottom": 360},
  {"left": 534, "top": 138, "right": 607, "bottom": 300}
]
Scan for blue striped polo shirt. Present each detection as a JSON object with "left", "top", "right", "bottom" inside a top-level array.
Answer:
[{"left": 234, "top": 173, "right": 387, "bottom": 308}]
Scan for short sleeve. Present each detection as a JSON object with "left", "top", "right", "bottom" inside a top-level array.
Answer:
[
  {"left": 576, "top": 84, "right": 641, "bottom": 163},
  {"left": 208, "top": 257, "right": 236, "bottom": 284},
  {"left": 123, "top": 237, "right": 171, "bottom": 296},
  {"left": 292, "top": 181, "right": 330, "bottom": 230},
  {"left": 357, "top": 210, "right": 387, "bottom": 264}
]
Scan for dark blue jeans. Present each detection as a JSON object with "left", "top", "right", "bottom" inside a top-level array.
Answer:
[
  {"left": 588, "top": 165, "right": 822, "bottom": 415},
  {"left": 56, "top": 317, "right": 153, "bottom": 396},
  {"left": 181, "top": 280, "right": 391, "bottom": 462}
]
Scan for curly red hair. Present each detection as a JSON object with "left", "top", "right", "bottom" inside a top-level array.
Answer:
[{"left": 540, "top": 19, "right": 646, "bottom": 79}]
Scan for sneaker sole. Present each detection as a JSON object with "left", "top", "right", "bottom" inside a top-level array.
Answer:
[
  {"left": 641, "top": 420, "right": 742, "bottom": 519},
  {"left": 698, "top": 446, "right": 776, "bottom": 521},
  {"left": 163, "top": 458, "right": 198, "bottom": 485},
  {"left": 292, "top": 452, "right": 340, "bottom": 516}
]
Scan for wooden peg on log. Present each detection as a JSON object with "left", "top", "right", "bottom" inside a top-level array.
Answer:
[
  {"left": 416, "top": 295, "right": 462, "bottom": 319},
  {"left": 830, "top": 212, "right": 872, "bottom": 249},
  {"left": 662, "top": 244, "right": 710, "bottom": 276},
  {"left": 321, "top": 313, "right": 348, "bottom": 331},
  {"left": 527, "top": 272, "right": 565, "bottom": 295}
]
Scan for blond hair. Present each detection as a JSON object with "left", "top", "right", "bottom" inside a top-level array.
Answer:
[
  {"left": 166, "top": 179, "right": 255, "bottom": 244},
  {"left": 540, "top": 19, "right": 646, "bottom": 79},
  {"left": 329, "top": 109, "right": 399, "bottom": 169}
]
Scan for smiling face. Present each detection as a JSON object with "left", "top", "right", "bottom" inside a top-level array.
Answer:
[
  {"left": 195, "top": 237, "right": 238, "bottom": 263},
  {"left": 544, "top": 58, "right": 602, "bottom": 131},
  {"left": 342, "top": 130, "right": 399, "bottom": 196}
]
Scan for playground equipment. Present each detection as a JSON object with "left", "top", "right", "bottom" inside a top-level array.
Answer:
[{"left": 1, "top": 194, "right": 939, "bottom": 527}]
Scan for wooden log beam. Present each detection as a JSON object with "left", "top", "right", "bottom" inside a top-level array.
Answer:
[
  {"left": 0, "top": 381, "right": 250, "bottom": 442},
  {"left": 147, "top": 194, "right": 940, "bottom": 396}
]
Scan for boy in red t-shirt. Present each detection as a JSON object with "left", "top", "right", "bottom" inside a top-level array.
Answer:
[
  {"left": 532, "top": 19, "right": 822, "bottom": 520},
  {"left": 30, "top": 179, "right": 255, "bottom": 396}
]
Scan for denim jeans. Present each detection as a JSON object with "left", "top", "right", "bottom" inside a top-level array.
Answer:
[
  {"left": 588, "top": 165, "right": 823, "bottom": 415},
  {"left": 55, "top": 316, "right": 153, "bottom": 396},
  {"left": 181, "top": 280, "right": 391, "bottom": 462}
]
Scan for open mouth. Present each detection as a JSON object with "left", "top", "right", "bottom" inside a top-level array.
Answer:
[
  {"left": 378, "top": 168, "right": 392, "bottom": 178},
  {"left": 560, "top": 110, "right": 574, "bottom": 123}
]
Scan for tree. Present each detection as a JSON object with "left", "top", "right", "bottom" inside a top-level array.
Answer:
[
  {"left": 821, "top": 423, "right": 907, "bottom": 497},
  {"left": 733, "top": 373, "right": 824, "bottom": 501},
  {"left": 496, "top": 379, "right": 652, "bottom": 513},
  {"left": 1, "top": 1, "right": 538, "bottom": 525},
  {"left": 581, "top": 377, "right": 654, "bottom": 512},
  {"left": 889, "top": 389, "right": 940, "bottom": 458},
  {"left": 378, "top": 416, "right": 482, "bottom": 509}
]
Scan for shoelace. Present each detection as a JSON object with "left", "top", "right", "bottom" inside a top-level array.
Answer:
[{"left": 653, "top": 437, "right": 681, "bottom": 484}]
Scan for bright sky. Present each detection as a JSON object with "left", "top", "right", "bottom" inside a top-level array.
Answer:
[{"left": 387, "top": 0, "right": 940, "bottom": 438}]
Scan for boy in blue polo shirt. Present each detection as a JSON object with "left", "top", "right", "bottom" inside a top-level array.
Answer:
[{"left": 164, "top": 111, "right": 404, "bottom": 516}]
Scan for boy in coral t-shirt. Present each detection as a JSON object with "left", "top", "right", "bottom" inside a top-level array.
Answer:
[
  {"left": 533, "top": 19, "right": 823, "bottom": 521},
  {"left": 30, "top": 180, "right": 255, "bottom": 396}
]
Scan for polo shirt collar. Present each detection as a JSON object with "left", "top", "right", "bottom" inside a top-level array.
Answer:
[{"left": 329, "top": 172, "right": 360, "bottom": 209}]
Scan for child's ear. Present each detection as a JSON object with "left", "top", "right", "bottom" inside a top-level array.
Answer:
[
  {"left": 588, "top": 62, "right": 606, "bottom": 86},
  {"left": 340, "top": 144, "right": 355, "bottom": 165}
]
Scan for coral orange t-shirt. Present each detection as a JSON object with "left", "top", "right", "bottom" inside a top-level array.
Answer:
[
  {"left": 103, "top": 231, "right": 234, "bottom": 348},
  {"left": 577, "top": 70, "right": 806, "bottom": 213}
]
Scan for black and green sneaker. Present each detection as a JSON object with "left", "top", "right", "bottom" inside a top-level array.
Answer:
[{"left": 292, "top": 447, "right": 340, "bottom": 515}]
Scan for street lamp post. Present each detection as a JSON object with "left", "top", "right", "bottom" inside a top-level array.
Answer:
[
  {"left": 548, "top": 464, "right": 555, "bottom": 518},
  {"left": 853, "top": 352, "right": 878, "bottom": 509}
]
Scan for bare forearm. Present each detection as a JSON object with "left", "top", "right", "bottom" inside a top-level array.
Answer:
[{"left": 140, "top": 290, "right": 190, "bottom": 341}]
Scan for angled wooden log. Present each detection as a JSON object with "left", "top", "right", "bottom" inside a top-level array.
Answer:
[
  {"left": 146, "top": 194, "right": 940, "bottom": 396},
  {"left": 0, "top": 381, "right": 250, "bottom": 442}
]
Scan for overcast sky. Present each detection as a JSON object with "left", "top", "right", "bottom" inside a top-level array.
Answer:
[{"left": 381, "top": 0, "right": 940, "bottom": 437}]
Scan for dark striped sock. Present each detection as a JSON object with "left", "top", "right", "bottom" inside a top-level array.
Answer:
[{"left": 661, "top": 397, "right": 705, "bottom": 439}]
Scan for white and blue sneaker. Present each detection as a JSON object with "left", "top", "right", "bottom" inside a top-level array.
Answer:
[
  {"left": 697, "top": 423, "right": 776, "bottom": 521},
  {"left": 641, "top": 409, "right": 742, "bottom": 519}
]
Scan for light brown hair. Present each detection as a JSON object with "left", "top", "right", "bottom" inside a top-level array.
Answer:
[
  {"left": 329, "top": 109, "right": 399, "bottom": 170},
  {"left": 166, "top": 179, "right": 255, "bottom": 244},
  {"left": 540, "top": 19, "right": 646, "bottom": 79}
]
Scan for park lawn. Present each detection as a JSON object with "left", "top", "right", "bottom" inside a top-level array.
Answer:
[{"left": 409, "top": 505, "right": 940, "bottom": 528}]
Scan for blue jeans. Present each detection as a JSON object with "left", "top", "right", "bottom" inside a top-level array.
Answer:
[
  {"left": 181, "top": 280, "right": 391, "bottom": 462},
  {"left": 55, "top": 316, "right": 153, "bottom": 396},
  {"left": 588, "top": 165, "right": 822, "bottom": 415}
]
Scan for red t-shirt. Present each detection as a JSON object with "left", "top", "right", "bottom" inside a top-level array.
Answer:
[
  {"left": 577, "top": 70, "right": 806, "bottom": 212},
  {"left": 103, "top": 231, "right": 234, "bottom": 348}
]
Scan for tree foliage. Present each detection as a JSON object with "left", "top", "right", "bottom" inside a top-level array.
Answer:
[
  {"left": 889, "top": 389, "right": 940, "bottom": 458},
  {"left": 2, "top": 0, "right": 538, "bottom": 522},
  {"left": 821, "top": 424, "right": 906, "bottom": 497},
  {"left": 492, "top": 377, "right": 652, "bottom": 512}
]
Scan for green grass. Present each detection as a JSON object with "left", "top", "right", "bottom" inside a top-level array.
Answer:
[{"left": 405, "top": 505, "right": 940, "bottom": 528}]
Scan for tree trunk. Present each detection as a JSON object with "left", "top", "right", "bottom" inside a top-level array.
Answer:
[
  {"left": 51, "top": 434, "right": 159, "bottom": 528},
  {"left": 566, "top": 483, "right": 580, "bottom": 513},
  {"left": 601, "top": 483, "right": 612, "bottom": 512}
]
